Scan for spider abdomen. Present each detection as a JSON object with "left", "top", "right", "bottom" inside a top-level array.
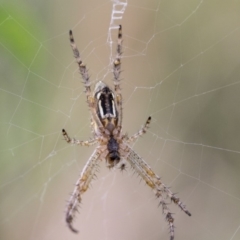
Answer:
[{"left": 106, "top": 137, "right": 120, "bottom": 167}]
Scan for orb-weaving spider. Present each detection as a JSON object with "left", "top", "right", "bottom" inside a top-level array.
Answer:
[{"left": 63, "top": 25, "right": 191, "bottom": 240}]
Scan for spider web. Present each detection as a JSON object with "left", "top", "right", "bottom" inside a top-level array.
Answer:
[{"left": 1, "top": 0, "right": 240, "bottom": 240}]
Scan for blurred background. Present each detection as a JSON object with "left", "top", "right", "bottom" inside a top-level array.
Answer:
[{"left": 1, "top": 0, "right": 240, "bottom": 240}]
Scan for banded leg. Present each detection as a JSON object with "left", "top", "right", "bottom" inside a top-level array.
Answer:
[
  {"left": 127, "top": 146, "right": 191, "bottom": 216},
  {"left": 123, "top": 146, "right": 191, "bottom": 240},
  {"left": 66, "top": 149, "right": 101, "bottom": 233},
  {"left": 124, "top": 116, "right": 151, "bottom": 143},
  {"left": 62, "top": 129, "right": 97, "bottom": 146},
  {"left": 113, "top": 25, "right": 123, "bottom": 131},
  {"left": 69, "top": 30, "right": 105, "bottom": 133},
  {"left": 69, "top": 30, "right": 92, "bottom": 106}
]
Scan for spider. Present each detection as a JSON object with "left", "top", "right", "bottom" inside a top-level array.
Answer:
[{"left": 63, "top": 25, "right": 191, "bottom": 240}]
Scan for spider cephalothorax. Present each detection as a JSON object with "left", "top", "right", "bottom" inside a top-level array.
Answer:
[{"left": 63, "top": 25, "right": 191, "bottom": 240}]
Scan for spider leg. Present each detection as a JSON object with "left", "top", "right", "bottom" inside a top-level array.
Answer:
[
  {"left": 69, "top": 30, "right": 92, "bottom": 105},
  {"left": 122, "top": 145, "right": 191, "bottom": 240},
  {"left": 62, "top": 129, "right": 97, "bottom": 146},
  {"left": 69, "top": 30, "right": 105, "bottom": 134},
  {"left": 113, "top": 25, "right": 123, "bottom": 131},
  {"left": 126, "top": 146, "right": 191, "bottom": 216},
  {"left": 66, "top": 148, "right": 101, "bottom": 233},
  {"left": 124, "top": 116, "right": 151, "bottom": 143}
]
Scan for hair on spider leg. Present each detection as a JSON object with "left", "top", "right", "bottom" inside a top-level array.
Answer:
[
  {"left": 92, "top": 173, "right": 98, "bottom": 181},
  {"left": 129, "top": 169, "right": 144, "bottom": 184},
  {"left": 166, "top": 212, "right": 175, "bottom": 223},
  {"left": 158, "top": 200, "right": 168, "bottom": 208},
  {"left": 129, "top": 168, "right": 139, "bottom": 177},
  {"left": 94, "top": 164, "right": 100, "bottom": 173},
  {"left": 171, "top": 194, "right": 192, "bottom": 216}
]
